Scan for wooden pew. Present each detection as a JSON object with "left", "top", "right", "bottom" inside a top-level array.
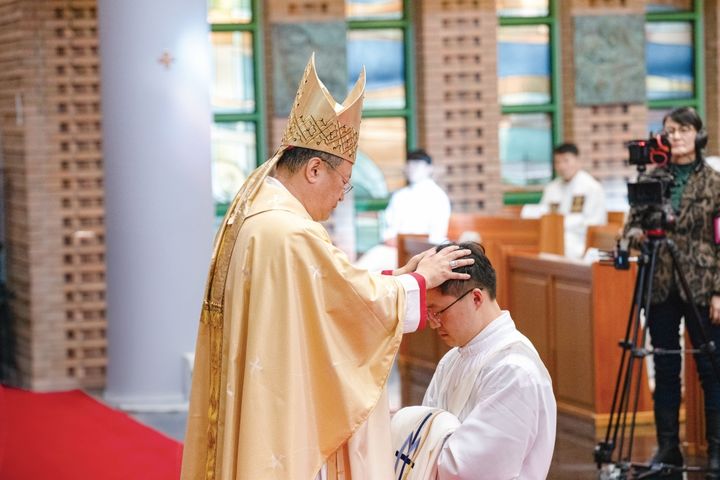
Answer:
[
  {"left": 506, "top": 252, "right": 653, "bottom": 432},
  {"left": 585, "top": 223, "right": 623, "bottom": 251},
  {"left": 447, "top": 213, "right": 564, "bottom": 307},
  {"left": 608, "top": 210, "right": 627, "bottom": 225}
]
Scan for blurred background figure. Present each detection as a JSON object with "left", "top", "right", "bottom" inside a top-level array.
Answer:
[
  {"left": 356, "top": 149, "right": 451, "bottom": 270},
  {"left": 383, "top": 149, "right": 451, "bottom": 246},
  {"left": 524, "top": 143, "right": 607, "bottom": 259},
  {"left": 706, "top": 155, "right": 720, "bottom": 172}
]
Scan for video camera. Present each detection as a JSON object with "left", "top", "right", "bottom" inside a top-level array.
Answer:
[
  {"left": 624, "top": 133, "right": 676, "bottom": 232},
  {"left": 627, "top": 133, "right": 671, "bottom": 168}
]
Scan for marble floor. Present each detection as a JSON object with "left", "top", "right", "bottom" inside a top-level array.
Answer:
[
  {"left": 130, "top": 368, "right": 710, "bottom": 479},
  {"left": 134, "top": 407, "right": 710, "bottom": 479}
]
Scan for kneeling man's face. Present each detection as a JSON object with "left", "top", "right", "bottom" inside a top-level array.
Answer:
[{"left": 426, "top": 288, "right": 477, "bottom": 348}]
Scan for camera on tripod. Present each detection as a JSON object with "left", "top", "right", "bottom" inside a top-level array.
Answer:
[{"left": 625, "top": 133, "right": 676, "bottom": 232}]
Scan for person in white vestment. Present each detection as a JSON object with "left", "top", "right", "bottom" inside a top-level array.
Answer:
[
  {"left": 356, "top": 149, "right": 451, "bottom": 271},
  {"left": 537, "top": 143, "right": 607, "bottom": 259},
  {"left": 383, "top": 149, "right": 452, "bottom": 246},
  {"left": 422, "top": 241, "right": 557, "bottom": 479}
]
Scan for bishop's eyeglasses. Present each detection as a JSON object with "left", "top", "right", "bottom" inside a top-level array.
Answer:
[{"left": 321, "top": 158, "right": 353, "bottom": 194}]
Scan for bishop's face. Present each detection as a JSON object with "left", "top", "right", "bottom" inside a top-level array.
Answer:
[{"left": 313, "top": 158, "right": 353, "bottom": 221}]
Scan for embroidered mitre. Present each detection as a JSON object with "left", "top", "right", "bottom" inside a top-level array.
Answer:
[{"left": 281, "top": 53, "right": 366, "bottom": 163}]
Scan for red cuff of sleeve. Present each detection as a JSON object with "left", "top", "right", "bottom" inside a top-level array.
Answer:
[
  {"left": 408, "top": 272, "right": 427, "bottom": 330},
  {"left": 381, "top": 270, "right": 394, "bottom": 276}
]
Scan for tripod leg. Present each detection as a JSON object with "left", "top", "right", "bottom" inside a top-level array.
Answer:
[
  {"left": 623, "top": 249, "right": 660, "bottom": 462},
  {"left": 599, "top": 250, "right": 653, "bottom": 466},
  {"left": 615, "top": 247, "right": 659, "bottom": 462}
]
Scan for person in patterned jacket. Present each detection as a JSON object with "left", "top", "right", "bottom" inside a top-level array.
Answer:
[{"left": 624, "top": 106, "right": 720, "bottom": 479}]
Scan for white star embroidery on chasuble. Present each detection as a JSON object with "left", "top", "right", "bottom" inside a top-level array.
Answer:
[
  {"left": 269, "top": 453, "right": 284, "bottom": 470},
  {"left": 385, "top": 283, "right": 396, "bottom": 300},
  {"left": 249, "top": 356, "right": 263, "bottom": 376},
  {"left": 310, "top": 265, "right": 322, "bottom": 280}
]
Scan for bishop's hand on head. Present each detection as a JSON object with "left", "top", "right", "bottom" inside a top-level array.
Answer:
[{"left": 415, "top": 245, "right": 474, "bottom": 289}]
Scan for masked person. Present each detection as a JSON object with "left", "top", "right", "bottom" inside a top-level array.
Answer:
[
  {"left": 180, "top": 55, "right": 475, "bottom": 480},
  {"left": 383, "top": 149, "right": 452, "bottom": 247},
  {"left": 623, "top": 107, "right": 720, "bottom": 478},
  {"left": 356, "top": 149, "right": 451, "bottom": 272}
]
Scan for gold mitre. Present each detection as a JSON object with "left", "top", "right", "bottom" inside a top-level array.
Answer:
[{"left": 281, "top": 53, "right": 366, "bottom": 163}]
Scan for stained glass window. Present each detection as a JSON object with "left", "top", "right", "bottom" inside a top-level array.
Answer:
[
  {"left": 347, "top": 29, "right": 405, "bottom": 109},
  {"left": 498, "top": 25, "right": 551, "bottom": 106},
  {"left": 207, "top": 0, "right": 252, "bottom": 23},
  {"left": 211, "top": 32, "right": 255, "bottom": 113},
  {"left": 497, "top": 0, "right": 549, "bottom": 17},
  {"left": 645, "top": 22, "right": 694, "bottom": 101}
]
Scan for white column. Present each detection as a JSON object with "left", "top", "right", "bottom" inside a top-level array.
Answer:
[{"left": 98, "top": 0, "right": 214, "bottom": 409}]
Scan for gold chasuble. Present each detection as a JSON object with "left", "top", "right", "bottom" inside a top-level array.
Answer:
[{"left": 181, "top": 55, "right": 419, "bottom": 480}]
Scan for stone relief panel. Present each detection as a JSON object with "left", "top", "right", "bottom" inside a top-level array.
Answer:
[
  {"left": 574, "top": 15, "right": 646, "bottom": 105},
  {"left": 272, "top": 22, "right": 348, "bottom": 116}
]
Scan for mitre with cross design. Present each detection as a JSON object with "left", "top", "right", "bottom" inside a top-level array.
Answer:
[{"left": 281, "top": 53, "right": 366, "bottom": 164}]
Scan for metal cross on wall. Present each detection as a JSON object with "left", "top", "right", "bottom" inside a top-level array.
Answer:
[{"left": 158, "top": 50, "right": 174, "bottom": 70}]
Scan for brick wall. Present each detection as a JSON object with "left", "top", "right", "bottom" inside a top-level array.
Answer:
[
  {"left": 0, "top": 0, "right": 106, "bottom": 390},
  {"left": 0, "top": 0, "right": 27, "bottom": 383},
  {"left": 416, "top": 0, "right": 503, "bottom": 213}
]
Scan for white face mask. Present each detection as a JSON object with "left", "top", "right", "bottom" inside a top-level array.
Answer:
[{"left": 405, "top": 161, "right": 432, "bottom": 185}]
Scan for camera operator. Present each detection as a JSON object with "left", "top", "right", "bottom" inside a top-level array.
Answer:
[{"left": 623, "top": 107, "right": 720, "bottom": 477}]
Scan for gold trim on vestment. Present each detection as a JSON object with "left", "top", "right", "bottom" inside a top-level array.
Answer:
[{"left": 200, "top": 151, "right": 283, "bottom": 479}]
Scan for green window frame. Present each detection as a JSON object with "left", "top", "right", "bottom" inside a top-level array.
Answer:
[
  {"left": 498, "top": 0, "right": 562, "bottom": 205},
  {"left": 645, "top": 1, "right": 704, "bottom": 120},
  {"left": 209, "top": 0, "right": 266, "bottom": 218},
  {"left": 347, "top": 1, "right": 417, "bottom": 152},
  {"left": 347, "top": 1, "right": 417, "bottom": 253}
]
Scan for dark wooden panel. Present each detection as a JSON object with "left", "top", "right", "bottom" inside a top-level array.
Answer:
[
  {"left": 507, "top": 254, "right": 655, "bottom": 426},
  {"left": 555, "top": 280, "right": 594, "bottom": 410},
  {"left": 509, "top": 272, "right": 551, "bottom": 368}
]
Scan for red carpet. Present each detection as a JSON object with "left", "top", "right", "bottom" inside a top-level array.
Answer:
[{"left": 0, "top": 385, "right": 183, "bottom": 480}]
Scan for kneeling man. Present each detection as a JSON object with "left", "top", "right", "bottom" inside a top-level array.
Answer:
[{"left": 419, "top": 242, "right": 557, "bottom": 479}]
